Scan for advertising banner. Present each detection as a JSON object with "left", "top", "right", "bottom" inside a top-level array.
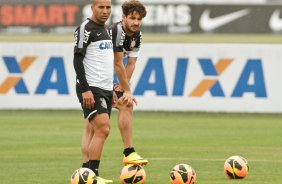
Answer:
[
  {"left": 0, "top": 43, "right": 77, "bottom": 109},
  {"left": 125, "top": 4, "right": 282, "bottom": 33},
  {"left": 0, "top": 1, "right": 282, "bottom": 34},
  {"left": 0, "top": 0, "right": 89, "bottom": 33},
  {"left": 0, "top": 43, "right": 282, "bottom": 112},
  {"left": 190, "top": 5, "right": 282, "bottom": 33}
]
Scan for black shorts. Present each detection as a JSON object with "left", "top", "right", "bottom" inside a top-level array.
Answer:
[{"left": 76, "top": 83, "right": 113, "bottom": 122}]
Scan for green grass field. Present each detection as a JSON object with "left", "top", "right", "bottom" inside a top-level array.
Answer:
[
  {"left": 0, "top": 110, "right": 281, "bottom": 184},
  {"left": 0, "top": 33, "right": 282, "bottom": 43}
]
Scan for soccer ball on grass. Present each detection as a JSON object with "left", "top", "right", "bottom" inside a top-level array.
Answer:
[
  {"left": 70, "top": 168, "right": 96, "bottom": 184},
  {"left": 170, "top": 163, "right": 196, "bottom": 184},
  {"left": 120, "top": 164, "right": 146, "bottom": 184},
  {"left": 224, "top": 155, "right": 249, "bottom": 179}
]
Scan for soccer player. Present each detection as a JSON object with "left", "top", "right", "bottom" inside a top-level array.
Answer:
[
  {"left": 73, "top": 0, "right": 135, "bottom": 183},
  {"left": 109, "top": 0, "right": 148, "bottom": 165}
]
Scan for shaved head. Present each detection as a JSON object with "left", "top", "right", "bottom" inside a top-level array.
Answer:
[
  {"left": 92, "top": 0, "right": 111, "bottom": 5},
  {"left": 91, "top": 0, "right": 112, "bottom": 24}
]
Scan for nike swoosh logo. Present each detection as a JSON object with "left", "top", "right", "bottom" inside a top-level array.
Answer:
[
  {"left": 200, "top": 9, "right": 250, "bottom": 31},
  {"left": 269, "top": 10, "right": 282, "bottom": 32}
]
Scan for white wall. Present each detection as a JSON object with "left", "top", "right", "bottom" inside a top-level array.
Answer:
[{"left": 0, "top": 43, "right": 281, "bottom": 112}]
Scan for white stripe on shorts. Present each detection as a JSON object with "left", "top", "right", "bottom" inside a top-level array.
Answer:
[{"left": 87, "top": 109, "right": 97, "bottom": 120}]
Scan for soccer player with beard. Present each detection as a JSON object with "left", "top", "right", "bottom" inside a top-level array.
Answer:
[{"left": 108, "top": 0, "right": 148, "bottom": 166}]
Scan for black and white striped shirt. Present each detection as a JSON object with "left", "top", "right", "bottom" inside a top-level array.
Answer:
[{"left": 73, "top": 18, "right": 114, "bottom": 92}]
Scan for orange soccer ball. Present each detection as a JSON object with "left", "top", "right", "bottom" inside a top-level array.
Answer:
[
  {"left": 170, "top": 164, "right": 196, "bottom": 184},
  {"left": 120, "top": 164, "right": 146, "bottom": 184},
  {"left": 70, "top": 168, "right": 96, "bottom": 184},
  {"left": 224, "top": 155, "right": 249, "bottom": 179}
]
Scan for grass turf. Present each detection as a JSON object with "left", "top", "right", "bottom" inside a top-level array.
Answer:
[{"left": 0, "top": 110, "right": 281, "bottom": 184}]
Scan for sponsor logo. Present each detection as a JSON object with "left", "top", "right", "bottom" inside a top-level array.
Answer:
[
  {"left": 128, "top": 57, "right": 267, "bottom": 98},
  {"left": 269, "top": 9, "right": 282, "bottom": 32},
  {"left": 0, "top": 4, "right": 78, "bottom": 26},
  {"left": 99, "top": 41, "right": 113, "bottom": 50},
  {"left": 200, "top": 9, "right": 250, "bottom": 32},
  {"left": 0, "top": 56, "right": 68, "bottom": 94},
  {"left": 189, "top": 58, "right": 233, "bottom": 97},
  {"left": 0, "top": 56, "right": 36, "bottom": 94},
  {"left": 111, "top": 4, "right": 192, "bottom": 33},
  {"left": 130, "top": 38, "right": 137, "bottom": 49}
]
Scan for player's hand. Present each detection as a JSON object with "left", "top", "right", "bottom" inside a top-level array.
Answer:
[
  {"left": 82, "top": 90, "right": 94, "bottom": 109},
  {"left": 121, "top": 91, "right": 137, "bottom": 106}
]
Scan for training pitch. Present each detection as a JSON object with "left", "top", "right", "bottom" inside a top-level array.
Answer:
[{"left": 0, "top": 110, "right": 281, "bottom": 184}]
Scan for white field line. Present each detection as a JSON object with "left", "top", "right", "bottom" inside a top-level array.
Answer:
[{"left": 149, "top": 157, "right": 282, "bottom": 163}]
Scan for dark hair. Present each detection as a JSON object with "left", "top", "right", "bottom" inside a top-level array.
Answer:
[{"left": 122, "top": 0, "right": 147, "bottom": 18}]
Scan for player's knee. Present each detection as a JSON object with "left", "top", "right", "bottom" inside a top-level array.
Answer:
[{"left": 100, "top": 123, "right": 111, "bottom": 138}]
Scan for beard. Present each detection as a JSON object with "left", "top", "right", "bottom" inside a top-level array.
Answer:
[{"left": 125, "top": 23, "right": 140, "bottom": 34}]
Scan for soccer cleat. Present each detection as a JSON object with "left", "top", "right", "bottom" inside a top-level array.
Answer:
[
  {"left": 95, "top": 176, "right": 113, "bottom": 184},
  {"left": 123, "top": 152, "right": 148, "bottom": 166}
]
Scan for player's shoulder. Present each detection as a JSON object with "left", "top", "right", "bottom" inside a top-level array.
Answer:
[
  {"left": 108, "top": 21, "right": 122, "bottom": 37},
  {"left": 76, "top": 19, "right": 90, "bottom": 28},
  {"left": 77, "top": 18, "right": 105, "bottom": 32},
  {"left": 108, "top": 21, "right": 122, "bottom": 30}
]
